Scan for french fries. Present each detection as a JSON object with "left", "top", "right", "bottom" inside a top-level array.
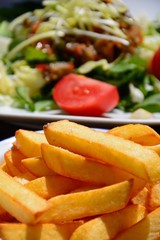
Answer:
[
  {"left": 25, "top": 175, "right": 84, "bottom": 199},
  {"left": 4, "top": 149, "right": 35, "bottom": 180},
  {"left": 0, "top": 121, "right": 160, "bottom": 239},
  {"left": 70, "top": 204, "right": 146, "bottom": 240},
  {"left": 149, "top": 182, "right": 160, "bottom": 210},
  {"left": 15, "top": 129, "right": 48, "bottom": 157},
  {"left": 0, "top": 222, "right": 82, "bottom": 240},
  {"left": 44, "top": 120, "right": 160, "bottom": 183},
  {"left": 0, "top": 169, "right": 51, "bottom": 224},
  {"left": 108, "top": 124, "right": 160, "bottom": 146},
  {"left": 131, "top": 186, "right": 150, "bottom": 208},
  {"left": 113, "top": 207, "right": 160, "bottom": 240},
  {"left": 148, "top": 145, "right": 160, "bottom": 156},
  {"left": 5, "top": 147, "right": 26, "bottom": 173},
  {"left": 21, "top": 157, "right": 54, "bottom": 177},
  {"left": 41, "top": 143, "right": 145, "bottom": 196},
  {"left": 38, "top": 180, "right": 133, "bottom": 223}
]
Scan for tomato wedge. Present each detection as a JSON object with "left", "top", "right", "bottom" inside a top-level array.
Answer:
[
  {"left": 53, "top": 73, "right": 119, "bottom": 116},
  {"left": 150, "top": 47, "right": 160, "bottom": 80}
]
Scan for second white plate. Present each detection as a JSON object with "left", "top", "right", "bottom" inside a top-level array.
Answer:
[{"left": 0, "top": 106, "right": 160, "bottom": 128}]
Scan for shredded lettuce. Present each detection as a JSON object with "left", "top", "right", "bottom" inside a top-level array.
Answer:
[
  {"left": 77, "top": 59, "right": 110, "bottom": 74},
  {"left": 0, "top": 21, "right": 11, "bottom": 37},
  {"left": 6, "top": 0, "right": 132, "bottom": 61},
  {"left": 0, "top": 61, "right": 15, "bottom": 96},
  {"left": 12, "top": 61, "right": 45, "bottom": 96}
]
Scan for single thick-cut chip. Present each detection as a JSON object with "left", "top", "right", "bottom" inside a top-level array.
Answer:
[
  {"left": 0, "top": 162, "right": 10, "bottom": 175},
  {"left": 22, "top": 157, "right": 54, "bottom": 177},
  {"left": 41, "top": 143, "right": 145, "bottom": 196},
  {"left": 4, "top": 150, "right": 35, "bottom": 180},
  {"left": 6, "top": 147, "right": 26, "bottom": 172},
  {"left": 131, "top": 186, "right": 149, "bottom": 208},
  {"left": 70, "top": 204, "right": 146, "bottom": 240},
  {"left": 114, "top": 206, "right": 160, "bottom": 240},
  {"left": 15, "top": 129, "right": 48, "bottom": 157},
  {"left": 0, "top": 169, "right": 51, "bottom": 224},
  {"left": 44, "top": 120, "right": 160, "bottom": 183},
  {"left": 108, "top": 124, "right": 160, "bottom": 146},
  {"left": 149, "top": 182, "right": 160, "bottom": 210},
  {"left": 148, "top": 145, "right": 160, "bottom": 156},
  {"left": 4, "top": 151, "right": 23, "bottom": 177},
  {"left": 37, "top": 180, "right": 132, "bottom": 224},
  {"left": 25, "top": 175, "right": 83, "bottom": 199},
  {"left": 0, "top": 222, "right": 82, "bottom": 240}
]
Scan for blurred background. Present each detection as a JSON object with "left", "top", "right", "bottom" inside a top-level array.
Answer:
[
  {"left": 0, "top": 0, "right": 160, "bottom": 20},
  {"left": 0, "top": 0, "right": 42, "bottom": 21},
  {"left": 0, "top": 0, "right": 159, "bottom": 21},
  {"left": 123, "top": 0, "right": 160, "bottom": 20}
]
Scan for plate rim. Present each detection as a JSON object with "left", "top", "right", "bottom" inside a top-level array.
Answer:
[{"left": 0, "top": 106, "right": 160, "bottom": 127}]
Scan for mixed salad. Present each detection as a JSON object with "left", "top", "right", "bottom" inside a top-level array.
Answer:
[{"left": 0, "top": 0, "right": 160, "bottom": 116}]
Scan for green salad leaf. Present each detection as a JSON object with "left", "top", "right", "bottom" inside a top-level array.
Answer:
[
  {"left": 13, "top": 85, "right": 35, "bottom": 111},
  {"left": 133, "top": 93, "right": 160, "bottom": 112},
  {"left": 25, "top": 47, "right": 56, "bottom": 63}
]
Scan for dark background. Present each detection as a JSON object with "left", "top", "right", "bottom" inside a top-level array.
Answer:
[{"left": 0, "top": 0, "right": 42, "bottom": 21}]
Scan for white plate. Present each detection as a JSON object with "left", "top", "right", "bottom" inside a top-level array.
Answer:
[
  {"left": 0, "top": 106, "right": 160, "bottom": 128},
  {"left": 0, "top": 0, "right": 160, "bottom": 128},
  {"left": 0, "top": 136, "right": 15, "bottom": 163}
]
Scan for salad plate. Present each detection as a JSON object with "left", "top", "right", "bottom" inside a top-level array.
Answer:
[
  {"left": 0, "top": 105, "right": 160, "bottom": 128},
  {"left": 0, "top": 0, "right": 160, "bottom": 128}
]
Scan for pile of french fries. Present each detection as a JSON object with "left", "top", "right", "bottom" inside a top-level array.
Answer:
[{"left": 1, "top": 120, "right": 160, "bottom": 239}]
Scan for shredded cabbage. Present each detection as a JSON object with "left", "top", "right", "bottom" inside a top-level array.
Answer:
[
  {"left": 0, "top": 61, "right": 15, "bottom": 96},
  {"left": 7, "top": 0, "right": 132, "bottom": 60},
  {"left": 12, "top": 61, "right": 45, "bottom": 96}
]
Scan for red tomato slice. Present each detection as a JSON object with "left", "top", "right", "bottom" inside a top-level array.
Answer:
[
  {"left": 53, "top": 73, "right": 119, "bottom": 116},
  {"left": 150, "top": 47, "right": 160, "bottom": 80}
]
